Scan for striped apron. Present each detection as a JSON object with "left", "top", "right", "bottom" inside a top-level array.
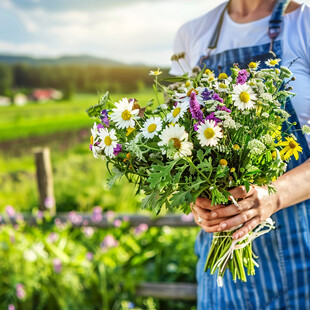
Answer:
[{"left": 196, "top": 0, "right": 310, "bottom": 309}]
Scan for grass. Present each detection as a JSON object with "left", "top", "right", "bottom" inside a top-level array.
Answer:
[{"left": 0, "top": 89, "right": 155, "bottom": 142}]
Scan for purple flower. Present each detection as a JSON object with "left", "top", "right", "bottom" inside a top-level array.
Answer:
[
  {"left": 189, "top": 92, "right": 204, "bottom": 121},
  {"left": 201, "top": 88, "right": 214, "bottom": 101},
  {"left": 212, "top": 93, "right": 223, "bottom": 103},
  {"left": 205, "top": 113, "right": 221, "bottom": 125},
  {"left": 237, "top": 69, "right": 250, "bottom": 85},
  {"left": 113, "top": 219, "right": 122, "bottom": 227},
  {"left": 53, "top": 258, "right": 62, "bottom": 273},
  {"left": 6, "top": 205, "right": 15, "bottom": 218},
  {"left": 86, "top": 252, "right": 93, "bottom": 261},
  {"left": 113, "top": 144, "right": 122, "bottom": 156},
  {"left": 122, "top": 215, "right": 130, "bottom": 222},
  {"left": 8, "top": 305, "right": 15, "bottom": 310},
  {"left": 44, "top": 197, "right": 55, "bottom": 209},
  {"left": 92, "top": 206, "right": 103, "bottom": 223},
  {"left": 106, "top": 210, "right": 115, "bottom": 221},
  {"left": 36, "top": 210, "right": 44, "bottom": 220},
  {"left": 97, "top": 123, "right": 104, "bottom": 130},
  {"left": 100, "top": 235, "right": 119, "bottom": 249},
  {"left": 16, "top": 283, "right": 26, "bottom": 299},
  {"left": 217, "top": 105, "right": 231, "bottom": 113},
  {"left": 83, "top": 226, "right": 94, "bottom": 238},
  {"left": 68, "top": 211, "right": 83, "bottom": 225},
  {"left": 134, "top": 223, "right": 148, "bottom": 235},
  {"left": 89, "top": 144, "right": 93, "bottom": 151},
  {"left": 47, "top": 232, "right": 59, "bottom": 243},
  {"left": 100, "top": 110, "right": 110, "bottom": 127},
  {"left": 181, "top": 213, "right": 194, "bottom": 222}
]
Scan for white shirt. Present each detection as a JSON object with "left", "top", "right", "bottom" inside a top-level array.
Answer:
[{"left": 170, "top": 2, "right": 310, "bottom": 147}]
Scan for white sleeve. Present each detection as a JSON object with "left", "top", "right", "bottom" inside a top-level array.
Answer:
[{"left": 169, "top": 25, "right": 192, "bottom": 76}]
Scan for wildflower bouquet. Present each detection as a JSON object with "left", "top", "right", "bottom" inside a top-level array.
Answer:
[{"left": 87, "top": 60, "right": 309, "bottom": 284}]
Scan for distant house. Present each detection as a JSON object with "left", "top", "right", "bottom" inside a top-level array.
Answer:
[
  {"left": 31, "top": 88, "right": 63, "bottom": 102},
  {"left": 0, "top": 96, "right": 11, "bottom": 107},
  {"left": 14, "top": 93, "right": 28, "bottom": 106}
]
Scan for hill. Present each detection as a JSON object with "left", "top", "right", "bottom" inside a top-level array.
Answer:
[{"left": 0, "top": 54, "right": 127, "bottom": 67}]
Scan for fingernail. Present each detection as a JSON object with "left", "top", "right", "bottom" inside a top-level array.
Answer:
[
  {"left": 221, "top": 223, "right": 227, "bottom": 229},
  {"left": 211, "top": 212, "right": 217, "bottom": 218},
  {"left": 234, "top": 234, "right": 239, "bottom": 239}
]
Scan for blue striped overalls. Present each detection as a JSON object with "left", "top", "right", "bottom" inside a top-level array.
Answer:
[{"left": 196, "top": 1, "right": 310, "bottom": 309}]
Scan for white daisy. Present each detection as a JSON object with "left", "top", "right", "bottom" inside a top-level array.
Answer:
[
  {"left": 166, "top": 102, "right": 188, "bottom": 123},
  {"left": 197, "top": 120, "right": 223, "bottom": 147},
  {"left": 265, "top": 58, "right": 281, "bottom": 67},
  {"left": 90, "top": 123, "right": 101, "bottom": 158},
  {"left": 232, "top": 83, "right": 257, "bottom": 111},
  {"left": 98, "top": 128, "right": 118, "bottom": 158},
  {"left": 158, "top": 124, "right": 193, "bottom": 159},
  {"left": 215, "top": 78, "right": 231, "bottom": 93},
  {"left": 174, "top": 87, "right": 204, "bottom": 108},
  {"left": 141, "top": 117, "right": 163, "bottom": 139},
  {"left": 110, "top": 98, "right": 139, "bottom": 129}
]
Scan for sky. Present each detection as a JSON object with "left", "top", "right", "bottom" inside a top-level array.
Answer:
[{"left": 0, "top": 0, "right": 309, "bottom": 67}]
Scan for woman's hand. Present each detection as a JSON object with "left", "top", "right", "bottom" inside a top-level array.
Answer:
[{"left": 191, "top": 185, "right": 281, "bottom": 240}]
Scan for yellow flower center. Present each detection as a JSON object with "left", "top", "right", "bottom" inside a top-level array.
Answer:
[
  {"left": 121, "top": 110, "right": 132, "bottom": 121},
  {"left": 90, "top": 135, "right": 94, "bottom": 145},
  {"left": 269, "top": 59, "right": 278, "bottom": 66},
  {"left": 172, "top": 107, "right": 181, "bottom": 118},
  {"left": 289, "top": 141, "right": 298, "bottom": 149},
  {"left": 233, "top": 144, "right": 240, "bottom": 150},
  {"left": 187, "top": 88, "right": 198, "bottom": 97},
  {"left": 218, "top": 73, "right": 228, "bottom": 79},
  {"left": 219, "top": 159, "right": 228, "bottom": 166},
  {"left": 104, "top": 136, "right": 112, "bottom": 146},
  {"left": 147, "top": 123, "right": 157, "bottom": 133},
  {"left": 230, "top": 167, "right": 236, "bottom": 172},
  {"left": 271, "top": 151, "right": 277, "bottom": 159},
  {"left": 126, "top": 153, "right": 131, "bottom": 159},
  {"left": 204, "top": 128, "right": 215, "bottom": 139},
  {"left": 170, "top": 138, "right": 181, "bottom": 149},
  {"left": 185, "top": 81, "right": 191, "bottom": 88},
  {"left": 209, "top": 76, "right": 215, "bottom": 81},
  {"left": 219, "top": 83, "right": 227, "bottom": 89},
  {"left": 249, "top": 62, "right": 257, "bottom": 69},
  {"left": 205, "top": 69, "right": 213, "bottom": 76},
  {"left": 239, "top": 92, "right": 250, "bottom": 103}
]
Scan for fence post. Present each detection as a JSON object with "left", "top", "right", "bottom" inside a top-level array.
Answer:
[{"left": 34, "top": 147, "right": 56, "bottom": 215}]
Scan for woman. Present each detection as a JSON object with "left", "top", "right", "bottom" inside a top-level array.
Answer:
[{"left": 171, "top": 0, "right": 310, "bottom": 309}]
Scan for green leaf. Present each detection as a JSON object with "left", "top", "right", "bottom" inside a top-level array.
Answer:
[
  {"left": 86, "top": 92, "right": 110, "bottom": 118},
  {"left": 107, "top": 167, "right": 124, "bottom": 189},
  {"left": 141, "top": 190, "right": 160, "bottom": 210},
  {"left": 244, "top": 180, "right": 250, "bottom": 193}
]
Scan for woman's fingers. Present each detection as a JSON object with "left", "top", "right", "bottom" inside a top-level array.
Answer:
[
  {"left": 228, "top": 185, "right": 256, "bottom": 200},
  {"left": 195, "top": 197, "right": 225, "bottom": 211},
  {"left": 217, "top": 208, "right": 258, "bottom": 232},
  {"left": 232, "top": 216, "right": 261, "bottom": 240}
]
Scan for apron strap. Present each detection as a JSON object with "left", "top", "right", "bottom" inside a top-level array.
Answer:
[
  {"left": 269, "top": 0, "right": 291, "bottom": 51},
  {"left": 205, "top": 0, "right": 291, "bottom": 57}
]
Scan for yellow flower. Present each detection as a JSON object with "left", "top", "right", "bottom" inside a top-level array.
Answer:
[
  {"left": 204, "top": 69, "right": 214, "bottom": 77},
  {"left": 219, "top": 159, "right": 228, "bottom": 166},
  {"left": 218, "top": 73, "right": 228, "bottom": 80},
  {"left": 126, "top": 127, "right": 135, "bottom": 136},
  {"left": 230, "top": 167, "right": 235, "bottom": 172},
  {"left": 249, "top": 62, "right": 257, "bottom": 69},
  {"left": 271, "top": 151, "right": 277, "bottom": 159},
  {"left": 90, "top": 135, "right": 94, "bottom": 145},
  {"left": 126, "top": 153, "right": 131, "bottom": 159},
  {"left": 185, "top": 81, "right": 191, "bottom": 88},
  {"left": 278, "top": 137, "right": 302, "bottom": 160},
  {"left": 233, "top": 144, "right": 240, "bottom": 150},
  {"left": 265, "top": 58, "right": 281, "bottom": 67}
]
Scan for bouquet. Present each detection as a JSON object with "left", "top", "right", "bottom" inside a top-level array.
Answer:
[{"left": 86, "top": 60, "right": 310, "bottom": 285}]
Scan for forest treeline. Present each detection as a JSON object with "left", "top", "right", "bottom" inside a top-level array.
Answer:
[{"left": 0, "top": 63, "right": 170, "bottom": 97}]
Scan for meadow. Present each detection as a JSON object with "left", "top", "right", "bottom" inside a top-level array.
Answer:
[{"left": 0, "top": 90, "right": 198, "bottom": 310}]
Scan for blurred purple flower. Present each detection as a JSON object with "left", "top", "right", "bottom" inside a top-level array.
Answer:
[
  {"left": 113, "top": 144, "right": 122, "bottom": 156},
  {"left": 97, "top": 123, "right": 104, "bottom": 130},
  {"left": 189, "top": 92, "right": 204, "bottom": 121},
  {"left": 16, "top": 283, "right": 26, "bottom": 299},
  {"left": 134, "top": 223, "right": 149, "bottom": 235},
  {"left": 86, "top": 252, "right": 94, "bottom": 261},
  {"left": 44, "top": 197, "right": 55, "bottom": 209},
  {"left": 122, "top": 215, "right": 130, "bottom": 222},
  {"left": 91, "top": 206, "right": 103, "bottom": 223},
  {"left": 53, "top": 258, "right": 62, "bottom": 273},
  {"left": 83, "top": 226, "right": 94, "bottom": 238},
  {"left": 68, "top": 211, "right": 83, "bottom": 225},
  {"left": 47, "top": 232, "right": 59, "bottom": 243},
  {"left": 113, "top": 219, "right": 122, "bottom": 227},
  {"left": 36, "top": 211, "right": 44, "bottom": 220},
  {"left": 8, "top": 305, "right": 15, "bottom": 310},
  {"left": 237, "top": 69, "right": 250, "bottom": 85},
  {"left": 205, "top": 113, "right": 221, "bottom": 125},
  {"left": 217, "top": 105, "right": 231, "bottom": 113},
  {"left": 212, "top": 93, "right": 223, "bottom": 103},
  {"left": 100, "top": 109, "right": 110, "bottom": 127},
  {"left": 181, "top": 213, "right": 194, "bottom": 222},
  {"left": 83, "top": 219, "right": 89, "bottom": 225},
  {"left": 100, "top": 235, "right": 119, "bottom": 249},
  {"left": 5, "top": 205, "right": 15, "bottom": 218},
  {"left": 201, "top": 88, "right": 214, "bottom": 101},
  {"left": 106, "top": 210, "right": 115, "bottom": 222}
]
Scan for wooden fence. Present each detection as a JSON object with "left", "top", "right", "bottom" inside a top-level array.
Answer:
[{"left": 2, "top": 147, "right": 198, "bottom": 301}]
